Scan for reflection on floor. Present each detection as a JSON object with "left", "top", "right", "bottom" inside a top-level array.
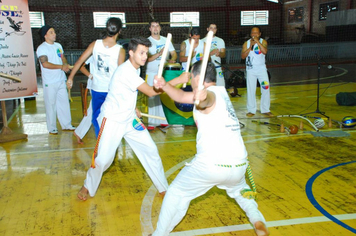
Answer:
[{"left": 0, "top": 64, "right": 356, "bottom": 235}]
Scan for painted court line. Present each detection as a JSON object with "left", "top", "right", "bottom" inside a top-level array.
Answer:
[{"left": 169, "top": 213, "right": 356, "bottom": 235}]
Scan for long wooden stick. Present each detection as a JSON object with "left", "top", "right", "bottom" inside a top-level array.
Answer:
[
  {"left": 0, "top": 72, "right": 21, "bottom": 82},
  {"left": 194, "top": 31, "right": 213, "bottom": 105},
  {"left": 141, "top": 113, "right": 166, "bottom": 121},
  {"left": 182, "top": 39, "right": 195, "bottom": 88},
  {"left": 157, "top": 33, "right": 172, "bottom": 79}
]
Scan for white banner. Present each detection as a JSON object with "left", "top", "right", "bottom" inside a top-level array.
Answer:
[{"left": 0, "top": 0, "right": 38, "bottom": 100}]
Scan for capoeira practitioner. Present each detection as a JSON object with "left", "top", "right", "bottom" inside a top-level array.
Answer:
[
  {"left": 67, "top": 17, "right": 125, "bottom": 137},
  {"left": 179, "top": 27, "right": 205, "bottom": 72},
  {"left": 77, "top": 37, "right": 189, "bottom": 200},
  {"left": 241, "top": 26, "right": 272, "bottom": 118},
  {"left": 146, "top": 19, "right": 177, "bottom": 129},
  {"left": 151, "top": 61, "right": 269, "bottom": 236}
]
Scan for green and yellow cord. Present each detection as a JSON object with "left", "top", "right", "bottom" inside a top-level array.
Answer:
[{"left": 240, "top": 164, "right": 257, "bottom": 199}]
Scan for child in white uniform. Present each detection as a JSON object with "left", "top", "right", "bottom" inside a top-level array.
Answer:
[{"left": 151, "top": 61, "right": 269, "bottom": 236}]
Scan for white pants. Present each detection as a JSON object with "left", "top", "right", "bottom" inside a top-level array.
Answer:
[
  {"left": 43, "top": 80, "right": 73, "bottom": 132},
  {"left": 215, "top": 67, "right": 225, "bottom": 87},
  {"left": 74, "top": 101, "right": 92, "bottom": 139},
  {"left": 146, "top": 73, "right": 168, "bottom": 126},
  {"left": 84, "top": 116, "right": 168, "bottom": 196},
  {"left": 152, "top": 158, "right": 266, "bottom": 236},
  {"left": 246, "top": 69, "right": 270, "bottom": 114}
]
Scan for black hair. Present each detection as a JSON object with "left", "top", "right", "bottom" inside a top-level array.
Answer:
[
  {"left": 105, "top": 17, "right": 122, "bottom": 37},
  {"left": 207, "top": 23, "right": 217, "bottom": 28},
  {"left": 190, "top": 27, "right": 200, "bottom": 36},
  {"left": 149, "top": 19, "right": 160, "bottom": 27},
  {"left": 191, "top": 61, "right": 216, "bottom": 83},
  {"left": 251, "top": 26, "right": 262, "bottom": 33},
  {"left": 128, "top": 37, "right": 152, "bottom": 52}
]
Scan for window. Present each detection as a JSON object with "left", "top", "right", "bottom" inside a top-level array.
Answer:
[
  {"left": 93, "top": 12, "right": 126, "bottom": 28},
  {"left": 241, "top": 11, "right": 269, "bottom": 26},
  {"left": 170, "top": 12, "right": 199, "bottom": 27},
  {"left": 29, "top": 11, "right": 44, "bottom": 28}
]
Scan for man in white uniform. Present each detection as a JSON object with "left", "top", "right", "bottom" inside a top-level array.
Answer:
[
  {"left": 202, "top": 23, "right": 226, "bottom": 87},
  {"left": 179, "top": 27, "right": 205, "bottom": 72},
  {"left": 36, "top": 25, "right": 75, "bottom": 134},
  {"left": 77, "top": 37, "right": 189, "bottom": 201},
  {"left": 146, "top": 19, "right": 177, "bottom": 130},
  {"left": 241, "top": 27, "right": 272, "bottom": 117},
  {"left": 151, "top": 61, "right": 269, "bottom": 236}
]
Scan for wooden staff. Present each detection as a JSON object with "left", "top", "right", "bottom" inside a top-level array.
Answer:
[
  {"left": 157, "top": 33, "right": 172, "bottom": 79},
  {"left": 0, "top": 72, "right": 21, "bottom": 82},
  {"left": 141, "top": 113, "right": 166, "bottom": 121},
  {"left": 194, "top": 30, "right": 213, "bottom": 105},
  {"left": 182, "top": 39, "right": 195, "bottom": 88}
]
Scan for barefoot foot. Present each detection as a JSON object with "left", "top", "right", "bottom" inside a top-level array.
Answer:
[
  {"left": 73, "top": 131, "right": 83, "bottom": 144},
  {"left": 254, "top": 221, "right": 269, "bottom": 236},
  {"left": 77, "top": 186, "right": 89, "bottom": 201}
]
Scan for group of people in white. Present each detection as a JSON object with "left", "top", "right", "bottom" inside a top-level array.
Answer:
[{"left": 36, "top": 17, "right": 270, "bottom": 236}]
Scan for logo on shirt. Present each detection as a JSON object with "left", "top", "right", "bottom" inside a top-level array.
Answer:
[
  {"left": 261, "top": 81, "right": 269, "bottom": 90},
  {"left": 253, "top": 45, "right": 261, "bottom": 55},
  {"left": 133, "top": 117, "right": 145, "bottom": 131},
  {"left": 218, "top": 71, "right": 224, "bottom": 78},
  {"left": 57, "top": 48, "right": 63, "bottom": 58},
  {"left": 195, "top": 53, "right": 203, "bottom": 61}
]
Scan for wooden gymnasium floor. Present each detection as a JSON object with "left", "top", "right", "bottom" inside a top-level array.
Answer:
[{"left": 0, "top": 62, "right": 356, "bottom": 236}]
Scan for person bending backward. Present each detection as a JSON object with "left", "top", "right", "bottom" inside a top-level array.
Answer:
[
  {"left": 67, "top": 17, "right": 126, "bottom": 137},
  {"left": 202, "top": 23, "right": 226, "bottom": 87},
  {"left": 179, "top": 27, "right": 205, "bottom": 72},
  {"left": 36, "top": 25, "right": 75, "bottom": 134},
  {"left": 77, "top": 37, "right": 190, "bottom": 201},
  {"left": 151, "top": 61, "right": 269, "bottom": 236},
  {"left": 146, "top": 19, "right": 177, "bottom": 129},
  {"left": 241, "top": 26, "right": 273, "bottom": 118}
]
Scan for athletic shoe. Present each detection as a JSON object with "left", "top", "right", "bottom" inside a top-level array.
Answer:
[
  {"left": 246, "top": 112, "right": 255, "bottom": 117},
  {"left": 63, "top": 125, "right": 76, "bottom": 131},
  {"left": 147, "top": 126, "right": 155, "bottom": 131},
  {"left": 262, "top": 112, "right": 274, "bottom": 117},
  {"left": 49, "top": 129, "right": 58, "bottom": 135}
]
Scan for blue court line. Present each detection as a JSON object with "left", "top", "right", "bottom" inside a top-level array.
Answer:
[{"left": 305, "top": 160, "right": 356, "bottom": 234}]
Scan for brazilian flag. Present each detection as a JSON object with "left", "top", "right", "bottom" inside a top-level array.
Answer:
[{"left": 160, "top": 70, "right": 195, "bottom": 125}]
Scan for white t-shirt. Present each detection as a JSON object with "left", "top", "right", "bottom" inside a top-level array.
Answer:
[
  {"left": 91, "top": 39, "right": 122, "bottom": 92},
  {"left": 36, "top": 42, "right": 67, "bottom": 84},
  {"left": 181, "top": 39, "right": 204, "bottom": 71},
  {"left": 100, "top": 59, "right": 144, "bottom": 123},
  {"left": 193, "top": 86, "right": 247, "bottom": 164},
  {"left": 202, "top": 36, "right": 225, "bottom": 67},
  {"left": 245, "top": 38, "right": 266, "bottom": 71},
  {"left": 146, "top": 36, "right": 175, "bottom": 74}
]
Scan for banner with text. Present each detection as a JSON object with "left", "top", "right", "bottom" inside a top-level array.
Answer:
[{"left": 0, "top": 0, "right": 37, "bottom": 100}]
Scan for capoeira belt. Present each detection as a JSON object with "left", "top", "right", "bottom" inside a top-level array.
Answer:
[
  {"left": 80, "top": 82, "right": 88, "bottom": 116},
  {"left": 240, "top": 164, "right": 258, "bottom": 200},
  {"left": 215, "top": 163, "right": 246, "bottom": 168},
  {"left": 83, "top": 88, "right": 88, "bottom": 116},
  {"left": 90, "top": 117, "right": 107, "bottom": 168},
  {"left": 215, "top": 66, "right": 221, "bottom": 69}
]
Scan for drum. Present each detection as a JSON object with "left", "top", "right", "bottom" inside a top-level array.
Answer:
[{"left": 164, "top": 63, "right": 182, "bottom": 71}]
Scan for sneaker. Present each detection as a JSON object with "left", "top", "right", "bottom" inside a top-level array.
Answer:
[
  {"left": 49, "top": 129, "right": 58, "bottom": 135},
  {"left": 262, "top": 112, "right": 274, "bottom": 117},
  {"left": 246, "top": 112, "right": 255, "bottom": 117},
  {"left": 63, "top": 125, "right": 76, "bottom": 131},
  {"left": 160, "top": 124, "right": 169, "bottom": 127},
  {"left": 147, "top": 126, "right": 155, "bottom": 131}
]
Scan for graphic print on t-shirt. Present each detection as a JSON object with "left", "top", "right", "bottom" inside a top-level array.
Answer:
[{"left": 97, "top": 54, "right": 110, "bottom": 74}]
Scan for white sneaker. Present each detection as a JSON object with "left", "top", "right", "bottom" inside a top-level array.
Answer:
[
  {"left": 63, "top": 125, "right": 75, "bottom": 131},
  {"left": 49, "top": 129, "right": 58, "bottom": 135}
]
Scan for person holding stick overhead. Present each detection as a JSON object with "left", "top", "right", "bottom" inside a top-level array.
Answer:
[
  {"left": 77, "top": 36, "right": 189, "bottom": 201},
  {"left": 66, "top": 17, "right": 126, "bottom": 137},
  {"left": 36, "top": 25, "right": 75, "bottom": 135},
  {"left": 241, "top": 26, "right": 272, "bottom": 118},
  {"left": 146, "top": 19, "right": 177, "bottom": 130},
  {"left": 151, "top": 59, "right": 269, "bottom": 236}
]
